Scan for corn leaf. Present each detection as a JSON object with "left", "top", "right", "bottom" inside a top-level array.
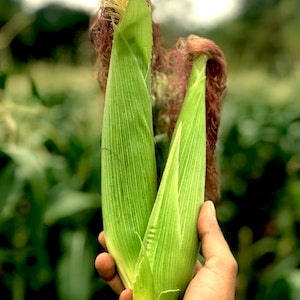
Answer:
[
  {"left": 134, "top": 124, "right": 182, "bottom": 300},
  {"left": 57, "top": 230, "right": 94, "bottom": 300},
  {"left": 101, "top": 0, "right": 156, "bottom": 288},
  {"left": 44, "top": 190, "right": 100, "bottom": 225},
  {"left": 136, "top": 55, "right": 208, "bottom": 298}
]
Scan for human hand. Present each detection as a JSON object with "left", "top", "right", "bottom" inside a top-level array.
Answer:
[{"left": 95, "top": 200, "right": 237, "bottom": 300}]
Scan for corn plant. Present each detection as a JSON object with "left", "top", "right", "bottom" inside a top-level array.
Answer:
[{"left": 90, "top": 0, "right": 226, "bottom": 298}]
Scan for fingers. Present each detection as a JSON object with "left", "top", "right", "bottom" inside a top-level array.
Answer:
[
  {"left": 95, "top": 252, "right": 125, "bottom": 294},
  {"left": 119, "top": 289, "right": 133, "bottom": 300},
  {"left": 184, "top": 201, "right": 237, "bottom": 300},
  {"left": 96, "top": 232, "right": 127, "bottom": 295},
  {"left": 98, "top": 231, "right": 106, "bottom": 249},
  {"left": 95, "top": 252, "right": 115, "bottom": 281},
  {"left": 97, "top": 202, "right": 237, "bottom": 300},
  {"left": 198, "top": 201, "right": 237, "bottom": 272},
  {"left": 198, "top": 201, "right": 229, "bottom": 258},
  {"left": 97, "top": 232, "right": 133, "bottom": 299},
  {"left": 194, "top": 260, "right": 202, "bottom": 275}
]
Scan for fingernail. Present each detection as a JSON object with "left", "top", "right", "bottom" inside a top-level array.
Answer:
[{"left": 206, "top": 200, "right": 216, "bottom": 217}]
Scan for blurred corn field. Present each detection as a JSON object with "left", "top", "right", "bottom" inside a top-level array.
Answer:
[{"left": 1, "top": 0, "right": 300, "bottom": 299}]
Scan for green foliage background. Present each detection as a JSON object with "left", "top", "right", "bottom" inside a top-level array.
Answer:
[{"left": 1, "top": 0, "right": 300, "bottom": 299}]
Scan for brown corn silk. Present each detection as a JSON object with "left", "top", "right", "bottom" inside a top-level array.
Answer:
[
  {"left": 166, "top": 36, "right": 227, "bottom": 202},
  {"left": 90, "top": 5, "right": 226, "bottom": 202}
]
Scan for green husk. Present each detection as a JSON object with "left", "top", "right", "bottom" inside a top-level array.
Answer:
[
  {"left": 101, "top": 0, "right": 156, "bottom": 288},
  {"left": 134, "top": 56, "right": 207, "bottom": 299},
  {"left": 101, "top": 0, "right": 209, "bottom": 298}
]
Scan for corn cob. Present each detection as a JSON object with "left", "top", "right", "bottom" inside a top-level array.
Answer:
[
  {"left": 90, "top": 0, "right": 226, "bottom": 298},
  {"left": 100, "top": 0, "right": 156, "bottom": 288}
]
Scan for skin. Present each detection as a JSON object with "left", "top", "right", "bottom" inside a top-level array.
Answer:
[{"left": 95, "top": 200, "right": 238, "bottom": 300}]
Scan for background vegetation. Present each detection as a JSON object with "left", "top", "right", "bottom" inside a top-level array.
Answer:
[{"left": 1, "top": 0, "right": 299, "bottom": 299}]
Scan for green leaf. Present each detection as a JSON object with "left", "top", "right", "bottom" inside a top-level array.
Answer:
[
  {"left": 100, "top": 0, "right": 156, "bottom": 288},
  {"left": 135, "top": 124, "right": 182, "bottom": 299},
  {"left": 287, "top": 269, "right": 300, "bottom": 299},
  {"left": 157, "top": 290, "right": 181, "bottom": 300},
  {"left": 0, "top": 72, "right": 7, "bottom": 90},
  {"left": 57, "top": 230, "right": 94, "bottom": 300},
  {"left": 0, "top": 154, "right": 24, "bottom": 223},
  {"left": 3, "top": 145, "right": 47, "bottom": 203},
  {"left": 133, "top": 246, "right": 154, "bottom": 300},
  {"left": 138, "top": 55, "right": 208, "bottom": 297},
  {"left": 44, "top": 190, "right": 100, "bottom": 224}
]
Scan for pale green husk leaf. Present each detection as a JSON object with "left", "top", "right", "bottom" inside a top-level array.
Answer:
[
  {"left": 101, "top": 0, "right": 156, "bottom": 289},
  {"left": 101, "top": 0, "right": 208, "bottom": 297},
  {"left": 135, "top": 56, "right": 207, "bottom": 299}
]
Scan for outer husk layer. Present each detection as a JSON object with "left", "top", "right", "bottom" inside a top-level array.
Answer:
[{"left": 97, "top": 0, "right": 226, "bottom": 298}]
